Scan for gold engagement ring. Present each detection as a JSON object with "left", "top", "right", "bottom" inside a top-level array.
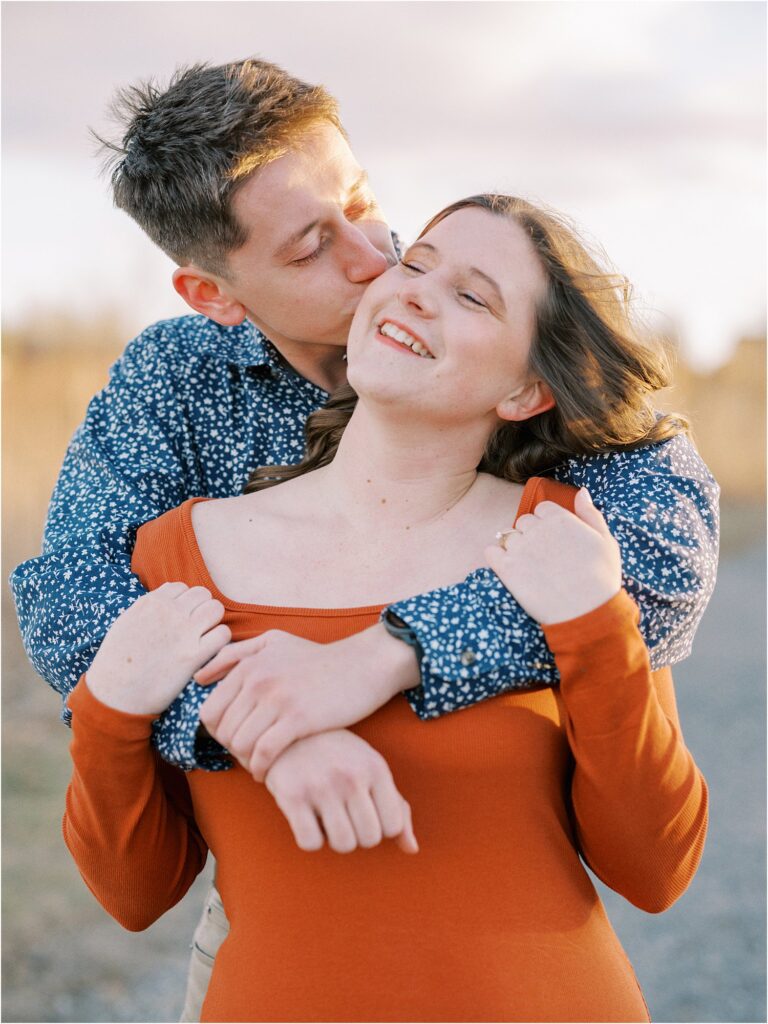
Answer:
[{"left": 495, "top": 529, "right": 517, "bottom": 551}]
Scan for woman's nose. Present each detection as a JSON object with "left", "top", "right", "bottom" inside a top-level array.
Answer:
[{"left": 398, "top": 275, "right": 436, "bottom": 317}]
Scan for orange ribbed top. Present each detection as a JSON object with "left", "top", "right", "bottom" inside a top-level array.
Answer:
[{"left": 64, "top": 478, "right": 708, "bottom": 1023}]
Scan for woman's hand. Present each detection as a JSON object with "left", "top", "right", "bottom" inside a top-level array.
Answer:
[
  {"left": 485, "top": 488, "right": 622, "bottom": 625},
  {"left": 86, "top": 582, "right": 231, "bottom": 715},
  {"left": 264, "top": 730, "right": 419, "bottom": 855}
]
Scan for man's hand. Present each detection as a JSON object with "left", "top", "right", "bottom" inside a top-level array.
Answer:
[
  {"left": 264, "top": 729, "right": 418, "bottom": 855},
  {"left": 485, "top": 488, "right": 622, "bottom": 625},
  {"left": 86, "top": 583, "right": 231, "bottom": 715},
  {"left": 196, "top": 623, "right": 418, "bottom": 781}
]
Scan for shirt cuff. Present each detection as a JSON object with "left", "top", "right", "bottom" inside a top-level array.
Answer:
[
  {"left": 150, "top": 680, "right": 232, "bottom": 772},
  {"left": 384, "top": 569, "right": 558, "bottom": 719}
]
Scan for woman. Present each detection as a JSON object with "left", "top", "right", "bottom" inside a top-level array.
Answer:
[{"left": 64, "top": 195, "right": 708, "bottom": 1023}]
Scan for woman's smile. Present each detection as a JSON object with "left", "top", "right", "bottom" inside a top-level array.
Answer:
[{"left": 376, "top": 318, "right": 436, "bottom": 359}]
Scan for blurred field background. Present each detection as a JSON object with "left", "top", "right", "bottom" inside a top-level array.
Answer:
[
  {"left": 2, "top": 2, "right": 765, "bottom": 1020},
  {"left": 2, "top": 317, "right": 765, "bottom": 1023}
]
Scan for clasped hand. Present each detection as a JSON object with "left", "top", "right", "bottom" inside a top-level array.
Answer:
[
  {"left": 195, "top": 630, "right": 385, "bottom": 781},
  {"left": 195, "top": 631, "right": 418, "bottom": 854}
]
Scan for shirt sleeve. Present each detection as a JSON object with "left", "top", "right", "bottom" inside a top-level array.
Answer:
[
  {"left": 7, "top": 324, "right": 214, "bottom": 765},
  {"left": 63, "top": 675, "right": 208, "bottom": 931},
  {"left": 542, "top": 590, "right": 708, "bottom": 912},
  {"left": 386, "top": 432, "right": 720, "bottom": 719}
]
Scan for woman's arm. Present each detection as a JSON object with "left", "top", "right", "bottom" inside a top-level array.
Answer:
[
  {"left": 487, "top": 487, "right": 708, "bottom": 910},
  {"left": 64, "top": 677, "right": 208, "bottom": 931},
  {"left": 63, "top": 583, "right": 230, "bottom": 929},
  {"left": 544, "top": 598, "right": 708, "bottom": 911}
]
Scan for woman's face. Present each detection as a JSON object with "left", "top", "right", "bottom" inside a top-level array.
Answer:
[{"left": 346, "top": 206, "right": 549, "bottom": 428}]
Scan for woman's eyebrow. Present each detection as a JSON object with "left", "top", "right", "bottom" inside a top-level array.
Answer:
[{"left": 407, "top": 241, "right": 506, "bottom": 312}]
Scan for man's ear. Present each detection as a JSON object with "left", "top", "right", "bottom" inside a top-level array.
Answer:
[
  {"left": 496, "top": 379, "right": 555, "bottom": 422},
  {"left": 172, "top": 267, "right": 247, "bottom": 327}
]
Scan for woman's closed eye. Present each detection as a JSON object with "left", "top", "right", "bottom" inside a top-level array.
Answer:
[{"left": 401, "top": 259, "right": 489, "bottom": 310}]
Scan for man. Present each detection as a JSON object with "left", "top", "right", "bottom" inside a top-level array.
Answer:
[{"left": 11, "top": 57, "right": 718, "bottom": 1019}]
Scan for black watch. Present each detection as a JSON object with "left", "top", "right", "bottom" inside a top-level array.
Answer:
[{"left": 382, "top": 609, "right": 424, "bottom": 664}]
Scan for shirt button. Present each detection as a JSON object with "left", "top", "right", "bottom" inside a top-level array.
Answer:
[{"left": 460, "top": 649, "right": 477, "bottom": 666}]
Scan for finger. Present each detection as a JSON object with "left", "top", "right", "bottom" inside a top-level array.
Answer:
[
  {"left": 229, "top": 704, "right": 279, "bottom": 768},
  {"left": 345, "top": 790, "right": 384, "bottom": 849},
  {"left": 198, "top": 665, "right": 247, "bottom": 731},
  {"left": 249, "top": 720, "right": 298, "bottom": 783},
  {"left": 513, "top": 513, "right": 537, "bottom": 533},
  {"left": 395, "top": 799, "right": 419, "bottom": 854},
  {"left": 494, "top": 527, "right": 519, "bottom": 552},
  {"left": 485, "top": 543, "right": 513, "bottom": 576},
  {"left": 175, "top": 585, "right": 213, "bottom": 613},
  {"left": 574, "top": 487, "right": 611, "bottom": 535},
  {"left": 370, "top": 775, "right": 406, "bottom": 839},
  {"left": 213, "top": 685, "right": 270, "bottom": 750},
  {"left": 273, "top": 797, "right": 325, "bottom": 852},
  {"left": 197, "top": 623, "right": 232, "bottom": 664},
  {"left": 532, "top": 500, "right": 567, "bottom": 519},
  {"left": 316, "top": 799, "right": 358, "bottom": 854},
  {"left": 190, "top": 598, "right": 225, "bottom": 633},
  {"left": 194, "top": 637, "right": 267, "bottom": 683},
  {"left": 154, "top": 581, "right": 188, "bottom": 598}
]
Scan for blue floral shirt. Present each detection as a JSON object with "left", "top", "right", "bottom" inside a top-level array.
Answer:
[{"left": 10, "top": 315, "right": 720, "bottom": 770}]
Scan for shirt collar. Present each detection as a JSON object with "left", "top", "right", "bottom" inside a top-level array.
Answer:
[{"left": 205, "top": 318, "right": 277, "bottom": 368}]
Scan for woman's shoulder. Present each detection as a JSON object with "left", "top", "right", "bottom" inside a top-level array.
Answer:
[
  {"left": 132, "top": 498, "right": 211, "bottom": 590},
  {"left": 519, "top": 476, "right": 579, "bottom": 516},
  {"left": 476, "top": 473, "right": 578, "bottom": 520}
]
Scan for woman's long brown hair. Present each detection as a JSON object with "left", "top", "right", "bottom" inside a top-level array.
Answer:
[{"left": 245, "top": 194, "right": 685, "bottom": 493}]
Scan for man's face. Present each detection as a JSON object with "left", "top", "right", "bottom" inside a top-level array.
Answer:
[{"left": 220, "top": 123, "right": 396, "bottom": 350}]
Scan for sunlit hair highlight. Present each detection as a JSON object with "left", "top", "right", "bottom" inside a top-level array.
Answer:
[{"left": 94, "top": 58, "right": 344, "bottom": 276}]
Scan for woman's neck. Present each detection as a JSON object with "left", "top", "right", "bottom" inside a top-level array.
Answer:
[{"left": 315, "top": 402, "right": 494, "bottom": 532}]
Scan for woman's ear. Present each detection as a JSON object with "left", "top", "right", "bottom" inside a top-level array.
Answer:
[
  {"left": 172, "top": 267, "right": 248, "bottom": 327},
  {"left": 496, "top": 379, "right": 555, "bottom": 422}
]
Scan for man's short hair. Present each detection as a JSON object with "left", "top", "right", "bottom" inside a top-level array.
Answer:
[{"left": 96, "top": 58, "right": 344, "bottom": 275}]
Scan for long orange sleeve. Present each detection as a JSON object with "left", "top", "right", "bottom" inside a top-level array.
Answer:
[
  {"left": 543, "top": 590, "right": 708, "bottom": 912},
  {"left": 63, "top": 677, "right": 208, "bottom": 931}
]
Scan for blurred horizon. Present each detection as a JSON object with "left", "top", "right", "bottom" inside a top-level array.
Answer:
[{"left": 2, "top": 0, "right": 766, "bottom": 372}]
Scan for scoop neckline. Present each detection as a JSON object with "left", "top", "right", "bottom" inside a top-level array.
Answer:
[{"left": 180, "top": 476, "right": 542, "bottom": 615}]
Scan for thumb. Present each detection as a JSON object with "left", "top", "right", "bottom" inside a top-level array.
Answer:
[{"left": 573, "top": 488, "right": 611, "bottom": 536}]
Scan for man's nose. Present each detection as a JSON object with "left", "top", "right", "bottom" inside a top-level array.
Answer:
[{"left": 343, "top": 225, "right": 392, "bottom": 283}]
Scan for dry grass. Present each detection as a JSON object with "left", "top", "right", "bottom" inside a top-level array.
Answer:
[{"left": 3, "top": 327, "right": 764, "bottom": 563}]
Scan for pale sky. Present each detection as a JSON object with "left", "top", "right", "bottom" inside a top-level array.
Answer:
[{"left": 2, "top": 0, "right": 765, "bottom": 370}]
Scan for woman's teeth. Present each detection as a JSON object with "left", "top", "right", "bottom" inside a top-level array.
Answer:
[{"left": 379, "top": 322, "right": 434, "bottom": 359}]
